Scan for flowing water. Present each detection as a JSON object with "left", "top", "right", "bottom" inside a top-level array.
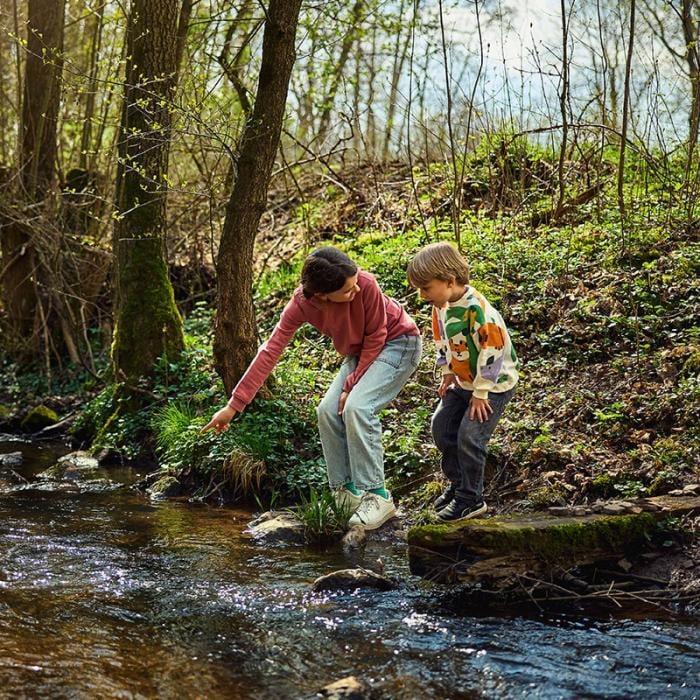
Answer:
[{"left": 1, "top": 436, "right": 699, "bottom": 699}]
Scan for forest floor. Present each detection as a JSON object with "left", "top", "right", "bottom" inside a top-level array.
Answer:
[{"left": 1, "top": 158, "right": 699, "bottom": 608}]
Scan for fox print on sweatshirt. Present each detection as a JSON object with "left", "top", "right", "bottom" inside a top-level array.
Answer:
[{"left": 432, "top": 286, "right": 519, "bottom": 399}]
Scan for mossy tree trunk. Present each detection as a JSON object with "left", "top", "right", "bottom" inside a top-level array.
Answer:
[
  {"left": 213, "top": 0, "right": 303, "bottom": 394},
  {"left": 111, "top": 0, "right": 185, "bottom": 384},
  {"left": 0, "top": 0, "right": 65, "bottom": 356}
]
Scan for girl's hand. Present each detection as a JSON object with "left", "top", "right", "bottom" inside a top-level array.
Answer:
[
  {"left": 438, "top": 374, "right": 457, "bottom": 398},
  {"left": 338, "top": 391, "right": 349, "bottom": 415},
  {"left": 469, "top": 397, "right": 492, "bottom": 423},
  {"left": 202, "top": 405, "right": 237, "bottom": 433}
]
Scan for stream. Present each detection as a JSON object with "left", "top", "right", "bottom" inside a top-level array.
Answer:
[{"left": 1, "top": 436, "right": 699, "bottom": 699}]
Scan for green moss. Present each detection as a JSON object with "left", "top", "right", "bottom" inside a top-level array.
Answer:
[
  {"left": 112, "top": 237, "right": 184, "bottom": 383},
  {"left": 528, "top": 486, "right": 566, "bottom": 508},
  {"left": 408, "top": 512, "right": 658, "bottom": 562},
  {"left": 147, "top": 475, "right": 182, "bottom": 499},
  {"left": 407, "top": 523, "right": 453, "bottom": 545},
  {"left": 21, "top": 404, "right": 59, "bottom": 431}
]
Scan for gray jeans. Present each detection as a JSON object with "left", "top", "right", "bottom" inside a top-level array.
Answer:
[
  {"left": 430, "top": 385, "right": 514, "bottom": 503},
  {"left": 316, "top": 334, "right": 422, "bottom": 491}
]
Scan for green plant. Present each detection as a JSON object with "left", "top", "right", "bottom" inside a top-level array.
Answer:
[{"left": 291, "top": 488, "right": 354, "bottom": 542}]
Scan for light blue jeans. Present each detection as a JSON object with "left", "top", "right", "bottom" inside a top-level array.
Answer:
[{"left": 316, "top": 334, "right": 423, "bottom": 491}]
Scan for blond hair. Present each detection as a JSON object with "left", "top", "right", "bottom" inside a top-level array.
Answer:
[{"left": 407, "top": 242, "right": 470, "bottom": 287}]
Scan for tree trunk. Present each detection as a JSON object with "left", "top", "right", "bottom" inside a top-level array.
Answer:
[
  {"left": 0, "top": 0, "right": 64, "bottom": 353},
  {"left": 213, "top": 0, "right": 303, "bottom": 394},
  {"left": 617, "top": 0, "right": 636, "bottom": 223},
  {"left": 111, "top": 0, "right": 184, "bottom": 384},
  {"left": 408, "top": 495, "right": 700, "bottom": 585},
  {"left": 317, "top": 0, "right": 365, "bottom": 144}
]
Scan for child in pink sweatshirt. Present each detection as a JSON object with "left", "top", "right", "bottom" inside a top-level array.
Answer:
[{"left": 204, "top": 247, "right": 422, "bottom": 530}]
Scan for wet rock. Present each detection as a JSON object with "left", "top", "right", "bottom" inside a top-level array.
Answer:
[
  {"left": 248, "top": 511, "right": 304, "bottom": 544},
  {"left": 0, "top": 452, "right": 23, "bottom": 468},
  {"left": 146, "top": 475, "right": 182, "bottom": 500},
  {"left": 342, "top": 525, "right": 367, "bottom": 550},
  {"left": 39, "top": 451, "right": 102, "bottom": 481},
  {"left": 20, "top": 405, "right": 59, "bottom": 432},
  {"left": 636, "top": 499, "right": 662, "bottom": 512},
  {"left": 601, "top": 503, "right": 627, "bottom": 515},
  {"left": 0, "top": 464, "right": 27, "bottom": 490},
  {"left": 547, "top": 506, "right": 572, "bottom": 516},
  {"left": 668, "top": 489, "right": 686, "bottom": 496},
  {"left": 38, "top": 451, "right": 102, "bottom": 481},
  {"left": 312, "top": 567, "right": 397, "bottom": 592},
  {"left": 319, "top": 676, "right": 371, "bottom": 699},
  {"left": 59, "top": 451, "right": 100, "bottom": 471}
]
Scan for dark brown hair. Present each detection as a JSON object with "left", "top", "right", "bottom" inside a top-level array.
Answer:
[{"left": 301, "top": 247, "right": 358, "bottom": 298}]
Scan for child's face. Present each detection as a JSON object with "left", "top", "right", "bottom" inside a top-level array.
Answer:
[
  {"left": 317, "top": 274, "right": 360, "bottom": 303},
  {"left": 416, "top": 277, "right": 463, "bottom": 307}
]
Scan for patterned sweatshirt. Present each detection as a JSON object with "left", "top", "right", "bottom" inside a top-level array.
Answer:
[{"left": 432, "top": 286, "right": 519, "bottom": 399}]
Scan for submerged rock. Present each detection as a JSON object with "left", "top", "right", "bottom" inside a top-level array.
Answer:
[
  {"left": 312, "top": 567, "right": 397, "bottom": 592},
  {"left": 319, "top": 676, "right": 371, "bottom": 699},
  {"left": 0, "top": 452, "right": 23, "bottom": 468},
  {"left": 247, "top": 511, "right": 304, "bottom": 544}
]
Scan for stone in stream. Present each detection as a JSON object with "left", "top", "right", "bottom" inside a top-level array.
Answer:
[
  {"left": 247, "top": 511, "right": 305, "bottom": 544},
  {"left": 0, "top": 454, "right": 27, "bottom": 490},
  {"left": 0, "top": 452, "right": 23, "bottom": 468},
  {"left": 319, "top": 676, "right": 371, "bottom": 699},
  {"left": 312, "top": 567, "right": 397, "bottom": 592},
  {"left": 38, "top": 451, "right": 102, "bottom": 481},
  {"left": 146, "top": 475, "right": 182, "bottom": 500}
]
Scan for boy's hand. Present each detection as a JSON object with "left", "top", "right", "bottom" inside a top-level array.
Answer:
[
  {"left": 201, "top": 405, "right": 237, "bottom": 433},
  {"left": 469, "top": 397, "right": 492, "bottom": 423},
  {"left": 438, "top": 374, "right": 457, "bottom": 398},
  {"left": 338, "top": 391, "right": 349, "bottom": 415}
]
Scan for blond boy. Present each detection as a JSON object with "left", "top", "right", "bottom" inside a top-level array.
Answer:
[{"left": 408, "top": 242, "right": 518, "bottom": 521}]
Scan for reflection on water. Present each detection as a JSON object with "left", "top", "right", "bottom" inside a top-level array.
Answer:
[{"left": 1, "top": 438, "right": 699, "bottom": 699}]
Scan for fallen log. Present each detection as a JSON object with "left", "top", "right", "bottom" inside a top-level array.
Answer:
[{"left": 407, "top": 495, "right": 700, "bottom": 585}]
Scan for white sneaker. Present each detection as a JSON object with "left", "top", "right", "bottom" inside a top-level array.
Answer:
[
  {"left": 334, "top": 487, "right": 363, "bottom": 512},
  {"left": 348, "top": 492, "right": 397, "bottom": 530}
]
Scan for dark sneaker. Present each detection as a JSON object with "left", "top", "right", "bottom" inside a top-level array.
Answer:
[
  {"left": 437, "top": 499, "right": 488, "bottom": 522},
  {"left": 433, "top": 484, "right": 457, "bottom": 510}
]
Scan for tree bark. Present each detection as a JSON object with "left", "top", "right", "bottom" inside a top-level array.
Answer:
[
  {"left": 213, "top": 0, "right": 303, "bottom": 394},
  {"left": 617, "top": 0, "right": 636, "bottom": 222},
  {"left": 317, "top": 0, "right": 366, "bottom": 144},
  {"left": 111, "top": 0, "right": 184, "bottom": 383},
  {"left": 0, "top": 0, "right": 64, "bottom": 353}
]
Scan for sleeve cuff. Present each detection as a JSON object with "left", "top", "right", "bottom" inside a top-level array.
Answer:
[
  {"left": 472, "top": 389, "right": 490, "bottom": 400},
  {"left": 227, "top": 395, "right": 247, "bottom": 412}
]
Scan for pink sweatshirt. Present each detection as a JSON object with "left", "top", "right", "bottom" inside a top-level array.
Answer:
[{"left": 228, "top": 270, "right": 419, "bottom": 412}]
